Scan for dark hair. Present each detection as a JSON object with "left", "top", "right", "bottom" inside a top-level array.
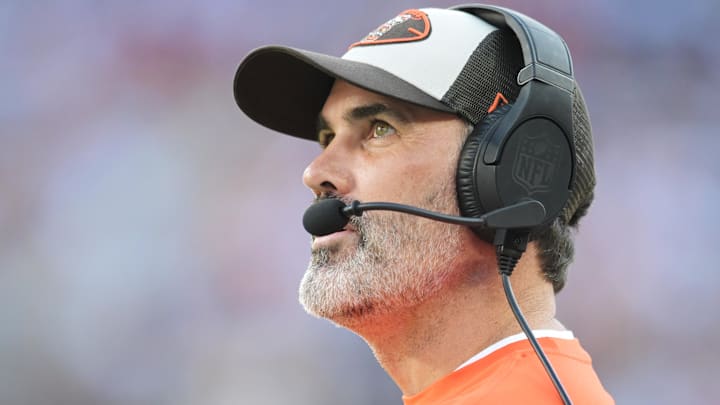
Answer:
[{"left": 530, "top": 192, "right": 593, "bottom": 293}]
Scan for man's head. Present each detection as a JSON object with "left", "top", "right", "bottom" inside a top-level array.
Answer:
[{"left": 233, "top": 6, "right": 596, "bottom": 321}]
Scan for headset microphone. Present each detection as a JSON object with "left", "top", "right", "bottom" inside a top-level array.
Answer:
[{"left": 302, "top": 198, "right": 546, "bottom": 236}]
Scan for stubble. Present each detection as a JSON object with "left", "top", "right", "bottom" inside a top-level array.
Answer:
[{"left": 298, "top": 183, "right": 465, "bottom": 324}]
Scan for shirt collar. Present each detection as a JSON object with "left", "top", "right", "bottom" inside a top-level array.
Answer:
[{"left": 454, "top": 329, "right": 575, "bottom": 371}]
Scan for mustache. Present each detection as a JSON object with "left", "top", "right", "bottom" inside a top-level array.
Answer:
[{"left": 313, "top": 193, "right": 350, "bottom": 205}]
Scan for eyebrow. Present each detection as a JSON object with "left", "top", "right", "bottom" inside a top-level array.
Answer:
[{"left": 316, "top": 102, "right": 411, "bottom": 138}]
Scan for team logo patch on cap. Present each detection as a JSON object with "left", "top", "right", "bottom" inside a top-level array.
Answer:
[{"left": 350, "top": 9, "right": 430, "bottom": 48}]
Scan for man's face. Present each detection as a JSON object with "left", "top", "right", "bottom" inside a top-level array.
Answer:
[{"left": 299, "top": 80, "right": 472, "bottom": 324}]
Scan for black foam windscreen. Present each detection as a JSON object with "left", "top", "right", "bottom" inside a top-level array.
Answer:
[{"left": 302, "top": 199, "right": 349, "bottom": 236}]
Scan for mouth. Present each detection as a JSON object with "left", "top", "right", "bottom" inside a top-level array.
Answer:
[{"left": 311, "top": 225, "right": 357, "bottom": 249}]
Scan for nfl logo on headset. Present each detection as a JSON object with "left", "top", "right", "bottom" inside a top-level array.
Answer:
[{"left": 512, "top": 133, "right": 562, "bottom": 195}]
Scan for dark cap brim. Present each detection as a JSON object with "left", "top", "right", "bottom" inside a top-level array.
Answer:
[{"left": 233, "top": 46, "right": 453, "bottom": 141}]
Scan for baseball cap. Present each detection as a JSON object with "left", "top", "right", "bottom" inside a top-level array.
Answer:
[
  {"left": 232, "top": 6, "right": 595, "bottom": 225},
  {"left": 233, "top": 7, "right": 524, "bottom": 140}
]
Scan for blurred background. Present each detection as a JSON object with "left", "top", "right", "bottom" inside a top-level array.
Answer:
[{"left": 1, "top": 0, "right": 718, "bottom": 404}]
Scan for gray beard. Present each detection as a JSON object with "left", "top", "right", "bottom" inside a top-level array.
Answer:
[{"left": 298, "top": 190, "right": 464, "bottom": 324}]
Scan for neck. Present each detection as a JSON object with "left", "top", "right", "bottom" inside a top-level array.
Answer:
[{"left": 337, "top": 244, "right": 562, "bottom": 396}]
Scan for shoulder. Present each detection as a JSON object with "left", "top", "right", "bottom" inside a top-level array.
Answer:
[
  {"left": 404, "top": 337, "right": 614, "bottom": 405},
  {"left": 451, "top": 338, "right": 614, "bottom": 404},
  {"left": 485, "top": 338, "right": 615, "bottom": 404}
]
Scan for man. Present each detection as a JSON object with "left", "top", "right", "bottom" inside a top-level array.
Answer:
[{"left": 233, "top": 5, "right": 613, "bottom": 404}]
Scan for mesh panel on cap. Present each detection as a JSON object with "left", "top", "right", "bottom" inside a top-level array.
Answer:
[
  {"left": 441, "top": 29, "right": 523, "bottom": 125},
  {"left": 563, "top": 85, "right": 595, "bottom": 225}
]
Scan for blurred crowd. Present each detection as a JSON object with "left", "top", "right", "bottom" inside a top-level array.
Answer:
[{"left": 1, "top": 0, "right": 718, "bottom": 404}]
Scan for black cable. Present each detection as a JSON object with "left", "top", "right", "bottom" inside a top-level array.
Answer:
[
  {"left": 342, "top": 199, "right": 546, "bottom": 230},
  {"left": 497, "top": 251, "right": 573, "bottom": 405}
]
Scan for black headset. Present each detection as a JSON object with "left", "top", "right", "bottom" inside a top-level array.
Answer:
[{"left": 452, "top": 5, "right": 576, "bottom": 234}]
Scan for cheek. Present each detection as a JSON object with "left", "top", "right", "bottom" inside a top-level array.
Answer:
[
  {"left": 355, "top": 152, "right": 458, "bottom": 203},
  {"left": 402, "top": 142, "right": 461, "bottom": 187},
  {"left": 352, "top": 121, "right": 465, "bottom": 203}
]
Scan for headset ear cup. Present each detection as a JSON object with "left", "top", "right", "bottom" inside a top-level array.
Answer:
[{"left": 456, "top": 105, "right": 512, "bottom": 219}]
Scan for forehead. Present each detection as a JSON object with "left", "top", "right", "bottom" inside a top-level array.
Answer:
[{"left": 320, "top": 80, "right": 458, "bottom": 124}]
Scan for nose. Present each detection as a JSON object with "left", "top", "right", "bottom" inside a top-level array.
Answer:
[{"left": 302, "top": 141, "right": 355, "bottom": 198}]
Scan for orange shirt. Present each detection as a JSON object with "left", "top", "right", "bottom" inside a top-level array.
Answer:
[{"left": 403, "top": 334, "right": 614, "bottom": 405}]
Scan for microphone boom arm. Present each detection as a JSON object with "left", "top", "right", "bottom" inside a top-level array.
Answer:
[{"left": 343, "top": 199, "right": 546, "bottom": 229}]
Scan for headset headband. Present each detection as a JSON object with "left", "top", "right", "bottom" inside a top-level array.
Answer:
[{"left": 451, "top": 4, "right": 575, "bottom": 93}]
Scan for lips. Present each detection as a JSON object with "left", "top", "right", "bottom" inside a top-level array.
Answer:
[{"left": 311, "top": 228, "right": 356, "bottom": 249}]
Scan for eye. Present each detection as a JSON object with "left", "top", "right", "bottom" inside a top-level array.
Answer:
[
  {"left": 371, "top": 120, "right": 396, "bottom": 139},
  {"left": 318, "top": 131, "right": 335, "bottom": 148}
]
